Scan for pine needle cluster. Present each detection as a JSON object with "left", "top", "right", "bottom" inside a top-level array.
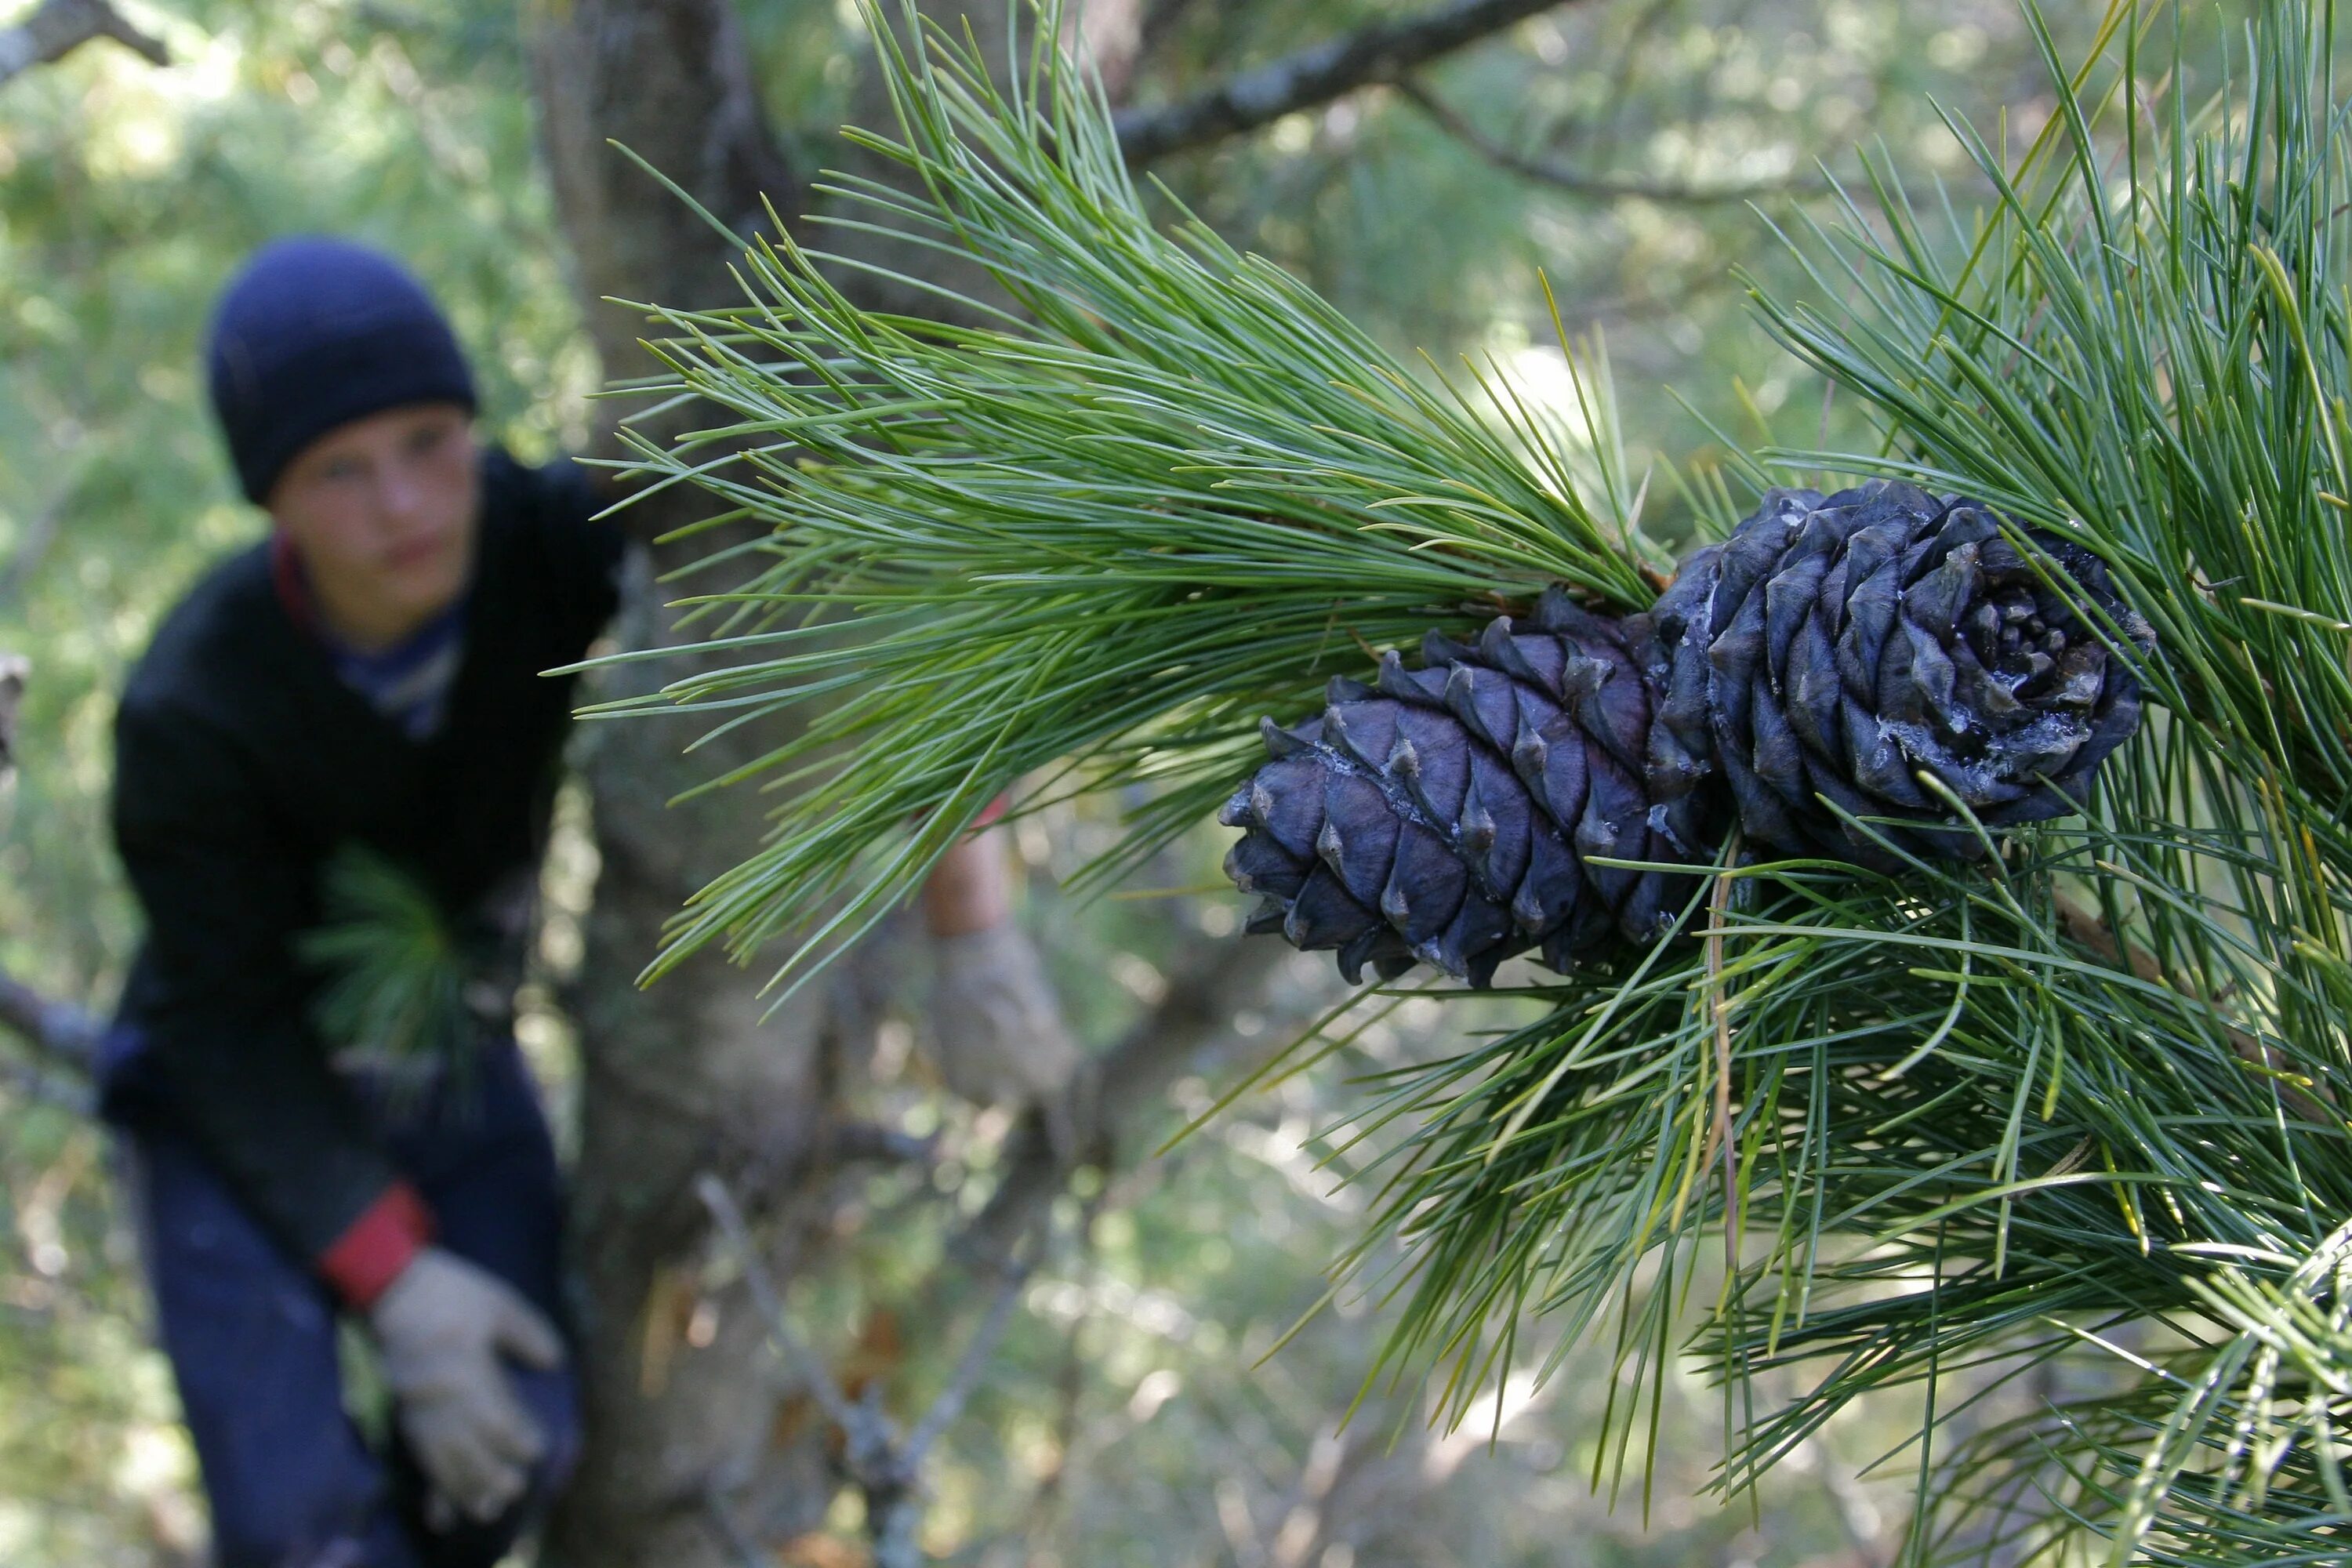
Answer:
[{"left": 297, "top": 845, "right": 479, "bottom": 1083}]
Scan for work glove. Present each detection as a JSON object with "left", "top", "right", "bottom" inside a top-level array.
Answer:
[
  {"left": 924, "top": 921, "right": 1082, "bottom": 1112},
  {"left": 368, "top": 1247, "right": 564, "bottom": 1528}
]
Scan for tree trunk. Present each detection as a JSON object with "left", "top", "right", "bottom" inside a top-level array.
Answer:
[
  {"left": 528, "top": 3, "right": 1005, "bottom": 1561},
  {"left": 521, "top": 0, "right": 1351, "bottom": 1555},
  {"left": 528, "top": 5, "right": 837, "bottom": 1562}
]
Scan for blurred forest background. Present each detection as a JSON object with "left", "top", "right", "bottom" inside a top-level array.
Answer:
[{"left": 0, "top": 0, "right": 2189, "bottom": 1563}]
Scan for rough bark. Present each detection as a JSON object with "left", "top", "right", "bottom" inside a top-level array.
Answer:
[
  {"left": 527, "top": 3, "right": 1017, "bottom": 1562},
  {"left": 528, "top": 5, "right": 839, "bottom": 1563}
]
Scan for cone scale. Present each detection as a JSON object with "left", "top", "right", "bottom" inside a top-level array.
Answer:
[{"left": 1221, "top": 483, "right": 2152, "bottom": 986}]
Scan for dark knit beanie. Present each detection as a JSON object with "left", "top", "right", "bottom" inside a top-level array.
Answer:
[{"left": 205, "top": 236, "right": 477, "bottom": 505}]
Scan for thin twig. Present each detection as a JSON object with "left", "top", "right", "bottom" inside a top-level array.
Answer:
[
  {"left": 0, "top": 653, "right": 24, "bottom": 775},
  {"left": 696, "top": 1169, "right": 1045, "bottom": 1568},
  {"left": 0, "top": 0, "right": 168, "bottom": 87},
  {"left": 1112, "top": 0, "right": 1587, "bottom": 162},
  {"left": 695, "top": 1171, "right": 863, "bottom": 1431},
  {"left": 900, "top": 1243, "right": 1036, "bottom": 1464},
  {"left": 0, "top": 967, "right": 101, "bottom": 1073},
  {"left": 1393, "top": 77, "right": 1829, "bottom": 205}
]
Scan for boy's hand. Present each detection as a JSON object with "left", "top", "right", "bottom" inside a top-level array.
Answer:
[
  {"left": 925, "top": 921, "right": 1081, "bottom": 1109},
  {"left": 368, "top": 1247, "right": 564, "bottom": 1526}
]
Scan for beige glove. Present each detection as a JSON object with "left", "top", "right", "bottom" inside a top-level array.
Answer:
[
  {"left": 368, "top": 1247, "right": 564, "bottom": 1526},
  {"left": 924, "top": 922, "right": 1082, "bottom": 1109}
]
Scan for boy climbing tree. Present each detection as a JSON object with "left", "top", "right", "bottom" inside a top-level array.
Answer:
[{"left": 96, "top": 235, "right": 1072, "bottom": 1567}]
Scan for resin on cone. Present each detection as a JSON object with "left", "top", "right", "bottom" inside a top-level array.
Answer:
[{"left": 1221, "top": 482, "right": 2152, "bottom": 985}]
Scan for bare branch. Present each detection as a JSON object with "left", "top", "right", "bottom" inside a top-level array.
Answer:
[
  {"left": 0, "top": 956, "right": 99, "bottom": 1114},
  {"left": 957, "top": 935, "right": 1297, "bottom": 1269},
  {"left": 0, "top": 465, "right": 82, "bottom": 608},
  {"left": 0, "top": 967, "right": 101, "bottom": 1075},
  {"left": 696, "top": 1168, "right": 1046, "bottom": 1568},
  {"left": 1112, "top": 0, "right": 1584, "bottom": 164},
  {"left": 868, "top": 1244, "right": 1035, "bottom": 1568},
  {"left": 0, "top": 653, "right": 24, "bottom": 775},
  {"left": 899, "top": 1250, "right": 1032, "bottom": 1465},
  {"left": 696, "top": 1172, "right": 866, "bottom": 1432},
  {"left": 695, "top": 938, "right": 1312, "bottom": 1555},
  {"left": 0, "top": 0, "right": 168, "bottom": 88},
  {"left": 1392, "top": 78, "right": 1828, "bottom": 205}
]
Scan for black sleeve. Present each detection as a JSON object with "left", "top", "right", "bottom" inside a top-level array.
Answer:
[{"left": 111, "top": 695, "right": 403, "bottom": 1263}]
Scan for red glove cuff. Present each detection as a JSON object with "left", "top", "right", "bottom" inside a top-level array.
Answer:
[{"left": 317, "top": 1182, "right": 435, "bottom": 1309}]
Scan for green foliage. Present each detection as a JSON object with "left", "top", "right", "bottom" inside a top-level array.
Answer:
[
  {"left": 1712, "top": 2, "right": 2352, "bottom": 1557},
  {"left": 614, "top": 2, "right": 2352, "bottom": 1561},
  {"left": 601, "top": 4, "right": 1677, "bottom": 994},
  {"left": 298, "top": 845, "right": 479, "bottom": 1081},
  {"left": 0, "top": 0, "right": 2273, "bottom": 1560}
]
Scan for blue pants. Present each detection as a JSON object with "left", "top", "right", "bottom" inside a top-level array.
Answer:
[{"left": 111, "top": 1040, "right": 580, "bottom": 1568}]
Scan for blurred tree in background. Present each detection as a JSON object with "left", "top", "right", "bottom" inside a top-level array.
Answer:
[{"left": 0, "top": 1, "right": 2172, "bottom": 1563}]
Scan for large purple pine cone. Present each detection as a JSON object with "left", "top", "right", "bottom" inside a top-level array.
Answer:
[
  {"left": 1221, "top": 481, "right": 2152, "bottom": 985},
  {"left": 1653, "top": 482, "right": 2153, "bottom": 866}
]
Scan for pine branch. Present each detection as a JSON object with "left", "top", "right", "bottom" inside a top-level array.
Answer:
[
  {"left": 601, "top": 0, "right": 1661, "bottom": 993},
  {"left": 1392, "top": 76, "right": 1830, "bottom": 204},
  {"left": 1110, "top": 0, "right": 1584, "bottom": 162},
  {"left": 0, "top": 0, "right": 167, "bottom": 88},
  {"left": 606, "top": 2, "right": 2352, "bottom": 1557}
]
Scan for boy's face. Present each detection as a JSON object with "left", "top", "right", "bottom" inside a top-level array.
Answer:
[{"left": 267, "top": 402, "right": 478, "bottom": 644}]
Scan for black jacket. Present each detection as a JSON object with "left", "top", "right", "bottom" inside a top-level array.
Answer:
[{"left": 109, "top": 445, "right": 623, "bottom": 1265}]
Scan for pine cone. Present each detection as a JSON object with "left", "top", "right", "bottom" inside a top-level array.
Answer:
[
  {"left": 1221, "top": 482, "right": 2151, "bottom": 985},
  {"left": 1218, "top": 593, "right": 1709, "bottom": 987}
]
